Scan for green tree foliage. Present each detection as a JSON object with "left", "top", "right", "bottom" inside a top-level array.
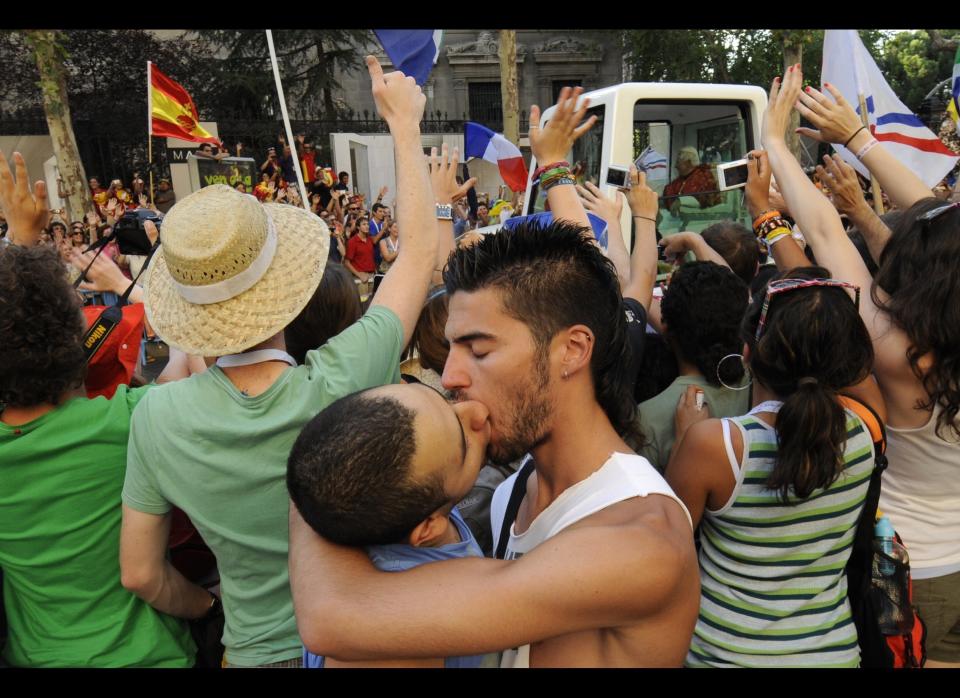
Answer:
[
  {"left": 190, "top": 30, "right": 372, "bottom": 121},
  {"left": 880, "top": 30, "right": 960, "bottom": 111}
]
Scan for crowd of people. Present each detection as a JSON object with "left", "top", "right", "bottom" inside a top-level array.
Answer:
[{"left": 1, "top": 57, "right": 959, "bottom": 670}]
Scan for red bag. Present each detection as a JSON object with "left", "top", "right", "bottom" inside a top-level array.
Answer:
[{"left": 81, "top": 302, "right": 145, "bottom": 399}]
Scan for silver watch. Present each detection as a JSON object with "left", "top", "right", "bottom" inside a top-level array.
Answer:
[{"left": 435, "top": 203, "right": 453, "bottom": 220}]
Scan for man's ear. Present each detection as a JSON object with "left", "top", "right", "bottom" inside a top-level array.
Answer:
[
  {"left": 407, "top": 510, "right": 447, "bottom": 548},
  {"left": 558, "top": 324, "right": 595, "bottom": 380}
]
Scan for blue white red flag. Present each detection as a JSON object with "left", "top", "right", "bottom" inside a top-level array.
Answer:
[
  {"left": 822, "top": 30, "right": 958, "bottom": 188},
  {"left": 464, "top": 121, "right": 529, "bottom": 193},
  {"left": 634, "top": 145, "right": 668, "bottom": 182},
  {"left": 502, "top": 211, "right": 609, "bottom": 248},
  {"left": 373, "top": 30, "right": 443, "bottom": 86}
]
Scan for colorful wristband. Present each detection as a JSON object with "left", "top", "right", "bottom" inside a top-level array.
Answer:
[
  {"left": 543, "top": 177, "right": 576, "bottom": 191},
  {"left": 532, "top": 161, "right": 570, "bottom": 181},
  {"left": 855, "top": 138, "right": 880, "bottom": 160},
  {"left": 752, "top": 209, "right": 781, "bottom": 232}
]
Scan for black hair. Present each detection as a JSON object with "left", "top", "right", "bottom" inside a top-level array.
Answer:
[
  {"left": 742, "top": 266, "right": 874, "bottom": 502},
  {"left": 371, "top": 203, "right": 386, "bottom": 214},
  {"left": 700, "top": 221, "right": 759, "bottom": 286},
  {"left": 873, "top": 198, "right": 960, "bottom": 439},
  {"left": 284, "top": 263, "right": 362, "bottom": 365},
  {"left": 632, "top": 331, "right": 679, "bottom": 404},
  {"left": 749, "top": 263, "right": 779, "bottom": 298},
  {"left": 287, "top": 390, "right": 448, "bottom": 546},
  {"left": 338, "top": 171, "right": 348, "bottom": 180},
  {"left": 443, "top": 220, "right": 635, "bottom": 435},
  {"left": 661, "top": 261, "right": 748, "bottom": 387},
  {"left": 0, "top": 245, "right": 86, "bottom": 407}
]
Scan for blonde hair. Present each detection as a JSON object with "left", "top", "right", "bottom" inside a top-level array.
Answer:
[{"left": 678, "top": 147, "right": 700, "bottom": 166}]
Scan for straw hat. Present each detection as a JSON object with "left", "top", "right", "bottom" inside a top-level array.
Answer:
[{"left": 143, "top": 184, "right": 329, "bottom": 356}]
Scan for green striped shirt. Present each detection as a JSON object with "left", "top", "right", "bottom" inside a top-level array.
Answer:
[{"left": 687, "top": 410, "right": 874, "bottom": 668}]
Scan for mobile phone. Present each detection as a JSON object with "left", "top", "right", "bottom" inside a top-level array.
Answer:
[
  {"left": 717, "top": 159, "right": 750, "bottom": 191},
  {"left": 605, "top": 165, "right": 631, "bottom": 189}
]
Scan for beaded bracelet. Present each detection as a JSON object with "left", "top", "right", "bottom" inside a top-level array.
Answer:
[
  {"left": 752, "top": 209, "right": 781, "bottom": 232},
  {"left": 855, "top": 138, "right": 880, "bottom": 160},
  {"left": 538, "top": 166, "right": 571, "bottom": 184},
  {"left": 532, "top": 161, "right": 571, "bottom": 181},
  {"left": 755, "top": 216, "right": 791, "bottom": 239},
  {"left": 542, "top": 177, "right": 576, "bottom": 191}
]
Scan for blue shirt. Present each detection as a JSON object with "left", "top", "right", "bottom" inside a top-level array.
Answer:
[{"left": 303, "top": 508, "right": 487, "bottom": 668}]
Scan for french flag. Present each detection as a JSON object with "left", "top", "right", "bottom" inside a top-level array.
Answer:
[
  {"left": 822, "top": 30, "right": 958, "bottom": 188},
  {"left": 464, "top": 121, "right": 529, "bottom": 193},
  {"left": 373, "top": 30, "right": 443, "bottom": 86}
]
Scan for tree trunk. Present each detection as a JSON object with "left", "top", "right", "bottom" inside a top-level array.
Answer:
[
  {"left": 783, "top": 39, "right": 803, "bottom": 164},
  {"left": 27, "top": 30, "right": 93, "bottom": 223},
  {"left": 499, "top": 30, "right": 519, "bottom": 144}
]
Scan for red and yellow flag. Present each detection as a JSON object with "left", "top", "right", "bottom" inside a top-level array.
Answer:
[{"left": 149, "top": 62, "right": 221, "bottom": 146}]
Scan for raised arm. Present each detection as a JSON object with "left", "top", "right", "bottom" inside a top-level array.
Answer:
[
  {"left": 429, "top": 144, "right": 476, "bottom": 283},
  {"left": 577, "top": 181, "right": 629, "bottom": 286},
  {"left": 0, "top": 150, "right": 50, "bottom": 247},
  {"left": 817, "top": 152, "right": 891, "bottom": 263},
  {"left": 660, "top": 232, "right": 729, "bottom": 268},
  {"left": 364, "top": 56, "right": 436, "bottom": 348},
  {"left": 529, "top": 86, "right": 597, "bottom": 230},
  {"left": 743, "top": 149, "right": 808, "bottom": 271},
  {"left": 622, "top": 167, "right": 660, "bottom": 312},
  {"left": 763, "top": 66, "right": 909, "bottom": 380},
  {"left": 795, "top": 82, "right": 935, "bottom": 209}
]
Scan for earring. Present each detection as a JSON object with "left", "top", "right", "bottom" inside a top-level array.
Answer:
[
  {"left": 716, "top": 353, "right": 752, "bottom": 391},
  {"left": 562, "top": 370, "right": 569, "bottom": 380}
]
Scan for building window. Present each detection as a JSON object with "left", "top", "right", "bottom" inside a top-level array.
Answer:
[
  {"left": 552, "top": 80, "right": 582, "bottom": 104},
  {"left": 468, "top": 82, "right": 503, "bottom": 131}
]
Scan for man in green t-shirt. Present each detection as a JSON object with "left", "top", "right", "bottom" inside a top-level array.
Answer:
[
  {"left": 119, "top": 56, "right": 476, "bottom": 667},
  {"left": 0, "top": 151, "right": 195, "bottom": 667}
]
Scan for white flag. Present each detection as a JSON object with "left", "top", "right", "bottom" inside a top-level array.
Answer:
[
  {"left": 634, "top": 146, "right": 668, "bottom": 182},
  {"left": 821, "top": 30, "right": 958, "bottom": 188}
]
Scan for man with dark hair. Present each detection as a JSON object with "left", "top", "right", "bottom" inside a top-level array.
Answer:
[
  {"left": 700, "top": 220, "right": 760, "bottom": 286},
  {"left": 288, "top": 382, "right": 493, "bottom": 668},
  {"left": 334, "top": 171, "right": 350, "bottom": 192},
  {"left": 369, "top": 202, "right": 389, "bottom": 267},
  {"left": 289, "top": 87, "right": 699, "bottom": 667}
]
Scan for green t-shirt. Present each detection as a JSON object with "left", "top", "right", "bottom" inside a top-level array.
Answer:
[
  {"left": 122, "top": 305, "right": 404, "bottom": 667},
  {"left": 0, "top": 385, "right": 196, "bottom": 668},
  {"left": 636, "top": 375, "right": 751, "bottom": 473}
]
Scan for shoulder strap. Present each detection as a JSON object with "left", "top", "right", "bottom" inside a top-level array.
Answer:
[
  {"left": 837, "top": 394, "right": 887, "bottom": 457},
  {"left": 494, "top": 459, "right": 536, "bottom": 560}
]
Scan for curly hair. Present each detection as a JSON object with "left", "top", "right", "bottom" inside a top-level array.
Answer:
[
  {"left": 661, "top": 261, "right": 749, "bottom": 387},
  {"left": 874, "top": 198, "right": 960, "bottom": 439},
  {"left": 0, "top": 245, "right": 86, "bottom": 407}
]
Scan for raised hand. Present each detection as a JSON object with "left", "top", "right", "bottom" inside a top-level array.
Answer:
[
  {"left": 429, "top": 144, "right": 476, "bottom": 205},
  {"left": 576, "top": 181, "right": 623, "bottom": 224},
  {"left": 0, "top": 150, "right": 49, "bottom": 245},
  {"left": 366, "top": 55, "right": 426, "bottom": 134},
  {"left": 817, "top": 153, "right": 868, "bottom": 216},
  {"left": 528, "top": 86, "right": 597, "bottom": 165},
  {"left": 795, "top": 83, "right": 865, "bottom": 146},
  {"left": 761, "top": 63, "right": 803, "bottom": 147},
  {"left": 378, "top": 185, "right": 388, "bottom": 199},
  {"left": 69, "top": 246, "right": 128, "bottom": 293},
  {"left": 744, "top": 149, "right": 773, "bottom": 218},
  {"left": 624, "top": 166, "right": 659, "bottom": 220}
]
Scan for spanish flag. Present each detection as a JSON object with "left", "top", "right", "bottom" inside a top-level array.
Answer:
[{"left": 149, "top": 62, "right": 221, "bottom": 146}]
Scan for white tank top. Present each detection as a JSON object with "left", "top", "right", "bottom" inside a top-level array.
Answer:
[
  {"left": 880, "top": 404, "right": 960, "bottom": 579},
  {"left": 493, "top": 452, "right": 692, "bottom": 668}
]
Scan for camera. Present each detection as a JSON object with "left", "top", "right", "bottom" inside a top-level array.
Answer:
[
  {"left": 112, "top": 208, "right": 162, "bottom": 256},
  {"left": 716, "top": 159, "right": 750, "bottom": 191},
  {"left": 605, "top": 165, "right": 632, "bottom": 189}
]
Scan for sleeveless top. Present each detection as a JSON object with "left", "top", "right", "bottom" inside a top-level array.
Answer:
[
  {"left": 686, "top": 404, "right": 875, "bottom": 668},
  {"left": 880, "top": 404, "right": 960, "bottom": 579},
  {"left": 495, "top": 452, "right": 693, "bottom": 668}
]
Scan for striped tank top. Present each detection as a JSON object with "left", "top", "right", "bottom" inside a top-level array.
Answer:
[{"left": 686, "top": 403, "right": 876, "bottom": 668}]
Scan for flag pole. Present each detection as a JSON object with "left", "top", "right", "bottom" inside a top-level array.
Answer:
[
  {"left": 147, "top": 61, "right": 155, "bottom": 207},
  {"left": 265, "top": 30, "right": 310, "bottom": 212},
  {"left": 856, "top": 93, "right": 884, "bottom": 215}
]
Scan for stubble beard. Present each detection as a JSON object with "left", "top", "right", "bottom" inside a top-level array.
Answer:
[{"left": 487, "top": 349, "right": 553, "bottom": 466}]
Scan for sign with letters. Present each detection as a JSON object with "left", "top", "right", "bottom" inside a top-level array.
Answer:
[{"left": 186, "top": 155, "right": 256, "bottom": 193}]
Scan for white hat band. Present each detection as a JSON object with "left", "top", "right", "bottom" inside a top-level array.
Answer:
[{"left": 169, "top": 203, "right": 278, "bottom": 305}]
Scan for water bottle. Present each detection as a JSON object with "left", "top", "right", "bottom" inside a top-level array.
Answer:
[{"left": 874, "top": 515, "right": 909, "bottom": 576}]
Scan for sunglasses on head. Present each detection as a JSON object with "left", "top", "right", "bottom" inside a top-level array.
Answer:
[
  {"left": 917, "top": 201, "right": 960, "bottom": 223},
  {"left": 755, "top": 278, "right": 860, "bottom": 341}
]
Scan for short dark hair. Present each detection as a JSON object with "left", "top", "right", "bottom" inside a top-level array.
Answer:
[
  {"left": 443, "top": 220, "right": 635, "bottom": 434},
  {"left": 284, "top": 263, "right": 362, "bottom": 365},
  {"left": 0, "top": 245, "right": 86, "bottom": 406},
  {"left": 701, "top": 221, "right": 759, "bottom": 286},
  {"left": 661, "top": 261, "right": 748, "bottom": 387},
  {"left": 338, "top": 171, "right": 349, "bottom": 180},
  {"left": 404, "top": 286, "right": 449, "bottom": 374},
  {"left": 371, "top": 203, "right": 386, "bottom": 214},
  {"left": 287, "top": 390, "right": 448, "bottom": 546}
]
